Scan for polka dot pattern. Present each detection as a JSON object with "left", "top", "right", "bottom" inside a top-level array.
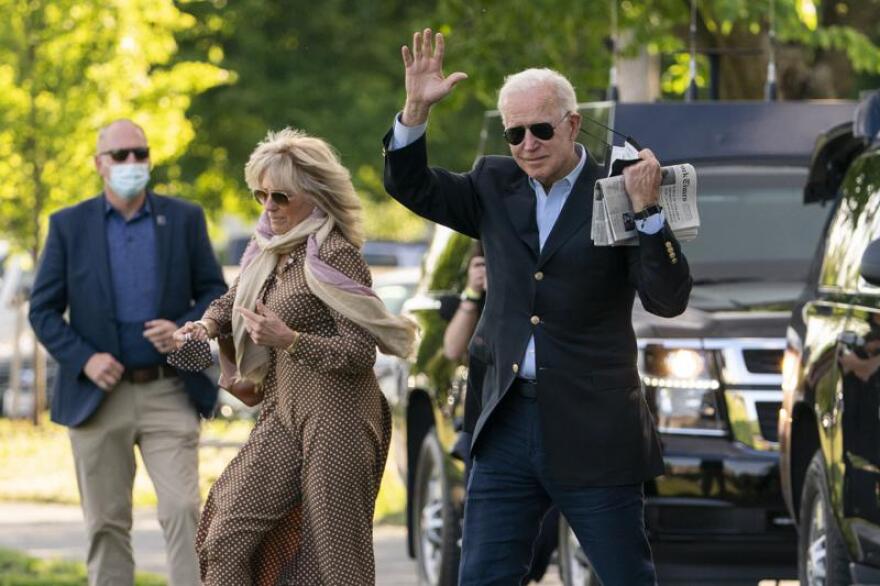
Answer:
[{"left": 196, "top": 228, "right": 391, "bottom": 585}]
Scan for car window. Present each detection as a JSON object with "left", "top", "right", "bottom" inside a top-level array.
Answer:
[
  {"left": 375, "top": 283, "right": 416, "bottom": 315},
  {"left": 820, "top": 153, "right": 880, "bottom": 293},
  {"left": 680, "top": 166, "right": 828, "bottom": 282}
]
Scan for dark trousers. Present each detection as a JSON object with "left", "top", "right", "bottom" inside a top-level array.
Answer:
[{"left": 459, "top": 389, "right": 657, "bottom": 586}]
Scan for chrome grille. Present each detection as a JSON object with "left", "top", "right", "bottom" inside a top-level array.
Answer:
[
  {"left": 743, "top": 349, "right": 784, "bottom": 374},
  {"left": 755, "top": 401, "right": 781, "bottom": 442}
]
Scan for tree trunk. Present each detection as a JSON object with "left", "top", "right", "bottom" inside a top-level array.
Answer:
[{"left": 24, "top": 2, "right": 47, "bottom": 425}]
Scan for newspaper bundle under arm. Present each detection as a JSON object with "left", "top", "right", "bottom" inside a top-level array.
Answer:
[{"left": 591, "top": 163, "right": 699, "bottom": 246}]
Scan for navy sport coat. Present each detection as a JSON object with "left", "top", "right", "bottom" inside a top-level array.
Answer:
[
  {"left": 29, "top": 192, "right": 227, "bottom": 427},
  {"left": 383, "top": 132, "right": 693, "bottom": 485}
]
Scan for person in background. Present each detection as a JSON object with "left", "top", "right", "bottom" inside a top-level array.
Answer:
[{"left": 28, "top": 119, "right": 227, "bottom": 586}]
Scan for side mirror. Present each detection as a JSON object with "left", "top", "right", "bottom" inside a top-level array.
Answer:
[{"left": 860, "top": 239, "right": 880, "bottom": 286}]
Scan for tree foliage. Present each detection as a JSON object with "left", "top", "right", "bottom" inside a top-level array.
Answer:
[
  {"left": 175, "top": 0, "right": 448, "bottom": 242},
  {"left": 436, "top": 0, "right": 880, "bottom": 102},
  {"left": 0, "top": 0, "right": 229, "bottom": 257},
  {"left": 3, "top": 0, "right": 879, "bottom": 252}
]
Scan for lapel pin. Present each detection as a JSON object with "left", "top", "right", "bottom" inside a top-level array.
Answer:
[{"left": 156, "top": 215, "right": 166, "bottom": 226}]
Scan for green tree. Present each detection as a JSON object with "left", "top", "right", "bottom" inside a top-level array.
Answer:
[
  {"left": 435, "top": 0, "right": 880, "bottom": 103},
  {"left": 175, "top": 0, "right": 491, "bottom": 243},
  {"left": 0, "top": 0, "right": 230, "bottom": 259},
  {"left": 173, "top": 1, "right": 880, "bottom": 248}
]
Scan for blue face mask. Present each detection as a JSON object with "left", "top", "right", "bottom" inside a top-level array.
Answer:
[{"left": 108, "top": 163, "right": 150, "bottom": 200}]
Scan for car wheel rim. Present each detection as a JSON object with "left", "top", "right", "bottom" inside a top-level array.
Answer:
[
  {"left": 806, "top": 495, "right": 828, "bottom": 586},
  {"left": 418, "top": 455, "right": 444, "bottom": 584},
  {"left": 565, "top": 525, "right": 596, "bottom": 586}
]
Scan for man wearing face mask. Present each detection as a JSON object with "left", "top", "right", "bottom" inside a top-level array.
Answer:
[{"left": 29, "top": 119, "right": 227, "bottom": 586}]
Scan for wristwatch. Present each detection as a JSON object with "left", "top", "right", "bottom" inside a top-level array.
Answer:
[
  {"left": 460, "top": 287, "right": 484, "bottom": 303},
  {"left": 633, "top": 204, "right": 663, "bottom": 221}
]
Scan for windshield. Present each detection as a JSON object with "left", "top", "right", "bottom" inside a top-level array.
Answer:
[{"left": 683, "top": 166, "right": 829, "bottom": 284}]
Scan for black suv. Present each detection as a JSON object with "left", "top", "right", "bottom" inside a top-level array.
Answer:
[
  {"left": 388, "top": 99, "right": 855, "bottom": 585},
  {"left": 779, "top": 92, "right": 880, "bottom": 586}
]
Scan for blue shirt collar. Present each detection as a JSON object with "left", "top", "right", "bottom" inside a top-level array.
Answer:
[
  {"left": 104, "top": 191, "right": 152, "bottom": 219},
  {"left": 527, "top": 143, "right": 588, "bottom": 194}
]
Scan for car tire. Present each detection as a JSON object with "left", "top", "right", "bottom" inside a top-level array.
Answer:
[
  {"left": 413, "top": 431, "right": 460, "bottom": 586},
  {"left": 798, "top": 451, "right": 851, "bottom": 586},
  {"left": 558, "top": 515, "right": 602, "bottom": 586}
]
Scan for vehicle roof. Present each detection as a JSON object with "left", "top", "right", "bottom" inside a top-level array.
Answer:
[{"left": 611, "top": 101, "right": 856, "bottom": 166}]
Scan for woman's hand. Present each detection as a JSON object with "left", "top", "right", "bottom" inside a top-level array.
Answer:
[
  {"left": 236, "top": 301, "right": 297, "bottom": 349},
  {"left": 172, "top": 320, "right": 214, "bottom": 350}
]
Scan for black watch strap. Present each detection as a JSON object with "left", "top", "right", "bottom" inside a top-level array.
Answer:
[{"left": 633, "top": 204, "right": 663, "bottom": 221}]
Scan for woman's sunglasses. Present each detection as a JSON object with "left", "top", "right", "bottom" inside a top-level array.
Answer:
[
  {"left": 252, "top": 189, "right": 291, "bottom": 206},
  {"left": 100, "top": 147, "right": 150, "bottom": 162},
  {"left": 502, "top": 113, "right": 571, "bottom": 146}
]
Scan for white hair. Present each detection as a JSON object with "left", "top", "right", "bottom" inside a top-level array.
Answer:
[{"left": 497, "top": 68, "right": 577, "bottom": 121}]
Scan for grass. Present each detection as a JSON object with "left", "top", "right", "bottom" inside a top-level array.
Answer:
[
  {"left": 0, "top": 548, "right": 165, "bottom": 586},
  {"left": 0, "top": 416, "right": 405, "bottom": 524}
]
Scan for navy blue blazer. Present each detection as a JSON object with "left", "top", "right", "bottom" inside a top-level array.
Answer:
[
  {"left": 29, "top": 192, "right": 228, "bottom": 427},
  {"left": 384, "top": 132, "right": 693, "bottom": 485}
]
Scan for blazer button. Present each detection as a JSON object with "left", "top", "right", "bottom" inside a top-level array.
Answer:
[
  {"left": 512, "top": 363, "right": 519, "bottom": 374},
  {"left": 530, "top": 315, "right": 540, "bottom": 325},
  {"left": 534, "top": 271, "right": 544, "bottom": 281}
]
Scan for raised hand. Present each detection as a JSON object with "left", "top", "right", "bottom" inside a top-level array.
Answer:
[{"left": 401, "top": 28, "right": 468, "bottom": 126}]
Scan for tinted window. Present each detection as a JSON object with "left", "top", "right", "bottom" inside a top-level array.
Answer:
[
  {"left": 820, "top": 154, "right": 880, "bottom": 292},
  {"left": 681, "top": 166, "right": 828, "bottom": 282}
]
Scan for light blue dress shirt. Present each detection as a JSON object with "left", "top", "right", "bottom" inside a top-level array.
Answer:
[{"left": 390, "top": 115, "right": 665, "bottom": 379}]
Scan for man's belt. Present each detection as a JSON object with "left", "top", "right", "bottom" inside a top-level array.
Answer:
[
  {"left": 122, "top": 364, "right": 178, "bottom": 384},
  {"left": 511, "top": 377, "right": 537, "bottom": 399}
]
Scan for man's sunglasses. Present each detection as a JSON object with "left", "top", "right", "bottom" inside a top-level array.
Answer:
[
  {"left": 100, "top": 147, "right": 150, "bottom": 162},
  {"left": 252, "top": 189, "right": 291, "bottom": 206},
  {"left": 502, "top": 113, "right": 571, "bottom": 146}
]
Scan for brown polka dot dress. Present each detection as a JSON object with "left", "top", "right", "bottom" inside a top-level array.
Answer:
[{"left": 196, "top": 227, "right": 391, "bottom": 585}]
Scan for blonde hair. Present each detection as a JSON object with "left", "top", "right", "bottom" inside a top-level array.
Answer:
[
  {"left": 498, "top": 68, "right": 577, "bottom": 122},
  {"left": 244, "top": 128, "right": 365, "bottom": 248}
]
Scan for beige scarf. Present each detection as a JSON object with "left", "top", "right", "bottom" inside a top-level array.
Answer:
[{"left": 232, "top": 210, "right": 418, "bottom": 385}]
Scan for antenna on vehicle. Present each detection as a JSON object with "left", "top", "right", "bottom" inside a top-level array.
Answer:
[
  {"left": 764, "top": 0, "right": 778, "bottom": 101},
  {"left": 685, "top": 0, "right": 699, "bottom": 101},
  {"left": 606, "top": 0, "right": 620, "bottom": 102}
]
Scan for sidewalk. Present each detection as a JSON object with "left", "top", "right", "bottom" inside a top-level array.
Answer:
[{"left": 0, "top": 501, "right": 418, "bottom": 585}]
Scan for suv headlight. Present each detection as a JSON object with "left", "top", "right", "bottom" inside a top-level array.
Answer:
[{"left": 641, "top": 345, "right": 725, "bottom": 435}]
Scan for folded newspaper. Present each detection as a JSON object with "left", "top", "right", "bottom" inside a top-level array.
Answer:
[{"left": 590, "top": 163, "right": 699, "bottom": 246}]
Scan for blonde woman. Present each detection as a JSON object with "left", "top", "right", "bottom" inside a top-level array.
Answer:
[{"left": 172, "top": 128, "right": 416, "bottom": 585}]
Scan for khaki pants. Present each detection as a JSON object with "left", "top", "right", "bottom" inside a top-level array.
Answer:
[{"left": 69, "top": 376, "right": 201, "bottom": 586}]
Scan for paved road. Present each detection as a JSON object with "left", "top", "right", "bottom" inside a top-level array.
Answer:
[
  {"left": 0, "top": 502, "right": 429, "bottom": 585},
  {"left": 0, "top": 502, "right": 798, "bottom": 585}
]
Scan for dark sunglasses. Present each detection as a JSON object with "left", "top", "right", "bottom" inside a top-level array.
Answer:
[
  {"left": 502, "top": 113, "right": 571, "bottom": 146},
  {"left": 100, "top": 147, "right": 150, "bottom": 162},
  {"left": 252, "top": 189, "right": 291, "bottom": 206}
]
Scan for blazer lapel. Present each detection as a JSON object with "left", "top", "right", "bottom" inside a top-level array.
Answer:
[
  {"left": 87, "top": 196, "right": 117, "bottom": 317},
  {"left": 502, "top": 175, "right": 540, "bottom": 259},
  {"left": 151, "top": 193, "right": 172, "bottom": 310},
  {"left": 536, "top": 157, "right": 601, "bottom": 269}
]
